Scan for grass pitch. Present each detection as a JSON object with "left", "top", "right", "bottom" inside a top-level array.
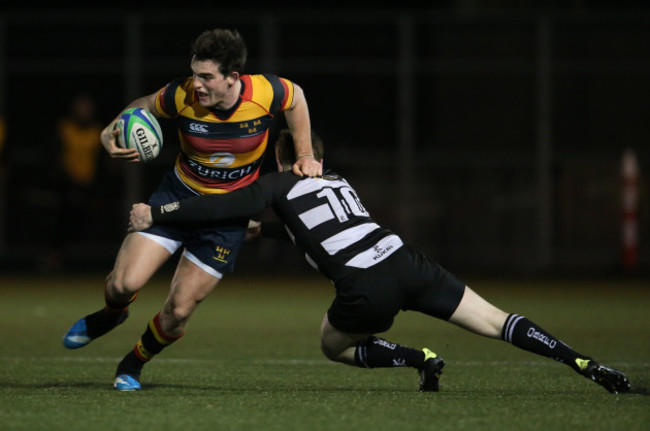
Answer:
[{"left": 1, "top": 273, "right": 649, "bottom": 431}]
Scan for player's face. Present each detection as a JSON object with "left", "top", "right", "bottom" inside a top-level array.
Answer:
[{"left": 191, "top": 59, "right": 238, "bottom": 109}]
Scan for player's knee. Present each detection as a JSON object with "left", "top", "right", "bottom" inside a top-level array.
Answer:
[
  {"left": 165, "top": 303, "right": 188, "bottom": 324},
  {"left": 163, "top": 296, "right": 200, "bottom": 328},
  {"left": 105, "top": 270, "right": 142, "bottom": 300},
  {"left": 320, "top": 337, "right": 344, "bottom": 362},
  {"left": 154, "top": 303, "right": 189, "bottom": 335},
  {"left": 320, "top": 341, "right": 337, "bottom": 361}
]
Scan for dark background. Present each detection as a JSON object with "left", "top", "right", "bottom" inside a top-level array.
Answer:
[{"left": 0, "top": 1, "right": 648, "bottom": 276}]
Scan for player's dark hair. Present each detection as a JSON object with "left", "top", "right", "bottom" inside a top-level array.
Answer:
[
  {"left": 275, "top": 129, "right": 324, "bottom": 171},
  {"left": 191, "top": 28, "right": 247, "bottom": 76}
]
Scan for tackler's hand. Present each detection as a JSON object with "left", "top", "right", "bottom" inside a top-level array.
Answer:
[
  {"left": 292, "top": 155, "right": 322, "bottom": 177},
  {"left": 128, "top": 203, "right": 153, "bottom": 232}
]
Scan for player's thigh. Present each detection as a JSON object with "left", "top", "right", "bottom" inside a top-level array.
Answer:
[
  {"left": 448, "top": 286, "right": 508, "bottom": 338},
  {"left": 167, "top": 254, "right": 221, "bottom": 309},
  {"left": 109, "top": 232, "right": 174, "bottom": 292},
  {"left": 399, "top": 247, "right": 466, "bottom": 321}
]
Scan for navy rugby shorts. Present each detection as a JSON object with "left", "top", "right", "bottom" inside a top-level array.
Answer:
[
  {"left": 139, "top": 170, "right": 248, "bottom": 279},
  {"left": 327, "top": 244, "right": 466, "bottom": 334}
]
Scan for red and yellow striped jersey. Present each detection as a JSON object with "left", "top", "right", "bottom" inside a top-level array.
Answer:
[{"left": 155, "top": 74, "right": 294, "bottom": 194}]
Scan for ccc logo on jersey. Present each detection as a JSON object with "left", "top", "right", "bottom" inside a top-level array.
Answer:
[
  {"left": 189, "top": 123, "right": 209, "bottom": 134},
  {"left": 209, "top": 152, "right": 235, "bottom": 167}
]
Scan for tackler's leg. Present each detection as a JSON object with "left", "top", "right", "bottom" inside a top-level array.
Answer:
[{"left": 449, "top": 286, "right": 630, "bottom": 394}]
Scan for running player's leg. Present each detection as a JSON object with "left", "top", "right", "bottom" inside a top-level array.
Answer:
[
  {"left": 114, "top": 249, "right": 223, "bottom": 390},
  {"left": 448, "top": 286, "right": 631, "bottom": 393},
  {"left": 63, "top": 233, "right": 173, "bottom": 349},
  {"left": 159, "top": 253, "right": 222, "bottom": 335},
  {"left": 106, "top": 233, "right": 175, "bottom": 305}
]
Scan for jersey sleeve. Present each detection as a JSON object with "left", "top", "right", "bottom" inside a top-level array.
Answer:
[
  {"left": 151, "top": 172, "right": 293, "bottom": 224},
  {"left": 261, "top": 74, "right": 294, "bottom": 115},
  {"left": 155, "top": 77, "right": 194, "bottom": 118}
]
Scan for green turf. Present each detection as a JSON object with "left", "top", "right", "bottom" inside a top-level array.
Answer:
[{"left": 1, "top": 274, "right": 649, "bottom": 431}]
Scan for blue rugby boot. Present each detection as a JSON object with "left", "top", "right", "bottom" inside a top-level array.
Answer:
[
  {"left": 62, "top": 317, "right": 92, "bottom": 349},
  {"left": 419, "top": 348, "right": 446, "bottom": 392},
  {"left": 114, "top": 374, "right": 141, "bottom": 391},
  {"left": 114, "top": 351, "right": 145, "bottom": 391}
]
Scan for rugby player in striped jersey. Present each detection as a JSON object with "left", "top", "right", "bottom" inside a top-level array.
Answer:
[{"left": 63, "top": 29, "right": 321, "bottom": 391}]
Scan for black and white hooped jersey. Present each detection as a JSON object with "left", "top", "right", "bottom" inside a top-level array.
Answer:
[{"left": 152, "top": 170, "right": 404, "bottom": 282}]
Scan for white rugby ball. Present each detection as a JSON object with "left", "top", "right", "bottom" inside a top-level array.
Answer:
[{"left": 114, "top": 108, "right": 163, "bottom": 163}]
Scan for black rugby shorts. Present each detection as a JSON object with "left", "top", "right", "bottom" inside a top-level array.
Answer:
[{"left": 327, "top": 244, "right": 465, "bottom": 334}]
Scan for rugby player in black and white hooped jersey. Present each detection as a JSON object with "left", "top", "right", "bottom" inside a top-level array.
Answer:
[
  {"left": 62, "top": 29, "right": 321, "bottom": 391},
  {"left": 128, "top": 129, "right": 631, "bottom": 394}
]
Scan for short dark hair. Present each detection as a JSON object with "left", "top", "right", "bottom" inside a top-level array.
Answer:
[
  {"left": 275, "top": 129, "right": 324, "bottom": 171},
  {"left": 191, "top": 29, "right": 247, "bottom": 76}
]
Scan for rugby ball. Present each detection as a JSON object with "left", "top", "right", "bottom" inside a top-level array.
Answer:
[{"left": 114, "top": 107, "right": 163, "bottom": 163}]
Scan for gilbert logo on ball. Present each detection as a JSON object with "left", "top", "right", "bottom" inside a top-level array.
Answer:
[{"left": 115, "top": 108, "right": 163, "bottom": 162}]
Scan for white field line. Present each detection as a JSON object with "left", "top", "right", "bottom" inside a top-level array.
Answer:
[{"left": 1, "top": 356, "right": 647, "bottom": 368}]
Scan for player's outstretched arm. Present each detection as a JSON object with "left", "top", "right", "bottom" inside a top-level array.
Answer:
[
  {"left": 284, "top": 84, "right": 321, "bottom": 178},
  {"left": 132, "top": 178, "right": 276, "bottom": 230}
]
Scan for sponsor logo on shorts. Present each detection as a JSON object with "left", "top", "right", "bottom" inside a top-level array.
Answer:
[{"left": 213, "top": 245, "right": 232, "bottom": 263}]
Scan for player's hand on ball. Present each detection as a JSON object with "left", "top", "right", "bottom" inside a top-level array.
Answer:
[
  {"left": 102, "top": 126, "right": 140, "bottom": 163},
  {"left": 128, "top": 203, "right": 153, "bottom": 232}
]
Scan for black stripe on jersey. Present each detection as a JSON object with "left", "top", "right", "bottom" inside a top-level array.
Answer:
[
  {"left": 263, "top": 73, "right": 288, "bottom": 115},
  {"left": 177, "top": 115, "right": 274, "bottom": 139},
  {"left": 284, "top": 177, "right": 393, "bottom": 269},
  {"left": 161, "top": 77, "right": 186, "bottom": 117}
]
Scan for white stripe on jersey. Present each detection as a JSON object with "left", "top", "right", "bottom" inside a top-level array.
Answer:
[
  {"left": 286, "top": 177, "right": 349, "bottom": 200},
  {"left": 345, "top": 235, "right": 403, "bottom": 269},
  {"left": 320, "top": 222, "right": 380, "bottom": 255},
  {"left": 299, "top": 203, "right": 335, "bottom": 229}
]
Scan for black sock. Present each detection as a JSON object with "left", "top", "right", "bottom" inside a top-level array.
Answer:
[
  {"left": 502, "top": 314, "right": 589, "bottom": 373},
  {"left": 116, "top": 350, "right": 144, "bottom": 378},
  {"left": 354, "top": 336, "right": 426, "bottom": 369},
  {"left": 84, "top": 308, "right": 128, "bottom": 339},
  {"left": 115, "top": 313, "right": 183, "bottom": 378},
  {"left": 132, "top": 313, "right": 183, "bottom": 362},
  {"left": 85, "top": 292, "right": 138, "bottom": 339}
]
